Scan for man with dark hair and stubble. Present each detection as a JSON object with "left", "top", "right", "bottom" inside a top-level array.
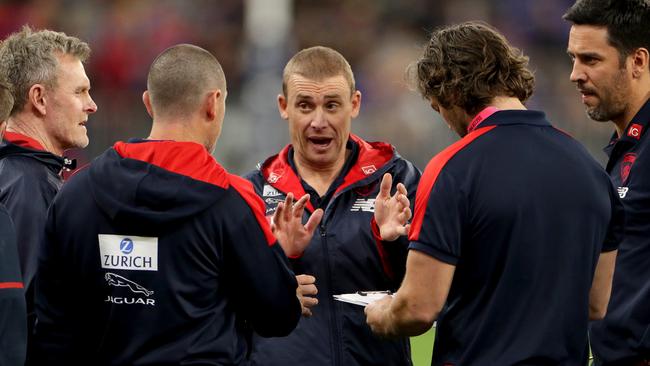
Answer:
[
  {"left": 0, "top": 26, "right": 97, "bottom": 348},
  {"left": 365, "top": 21, "right": 624, "bottom": 366},
  {"left": 564, "top": 1, "right": 650, "bottom": 365},
  {"left": 32, "top": 44, "right": 321, "bottom": 365},
  {"left": 0, "top": 78, "right": 27, "bottom": 366},
  {"left": 245, "top": 46, "right": 421, "bottom": 366}
]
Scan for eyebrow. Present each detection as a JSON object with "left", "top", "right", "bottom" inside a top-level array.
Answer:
[{"left": 566, "top": 50, "right": 601, "bottom": 59}]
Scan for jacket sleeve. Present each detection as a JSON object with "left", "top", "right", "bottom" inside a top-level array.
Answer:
[
  {"left": 31, "top": 201, "right": 77, "bottom": 363},
  {"left": 226, "top": 178, "right": 301, "bottom": 338},
  {"left": 0, "top": 208, "right": 27, "bottom": 366},
  {"left": 0, "top": 166, "right": 59, "bottom": 315},
  {"left": 376, "top": 159, "right": 422, "bottom": 288}
]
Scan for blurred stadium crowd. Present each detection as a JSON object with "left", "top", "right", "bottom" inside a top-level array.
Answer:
[{"left": 0, "top": 0, "right": 614, "bottom": 173}]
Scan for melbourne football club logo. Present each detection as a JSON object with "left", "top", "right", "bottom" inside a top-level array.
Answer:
[
  {"left": 627, "top": 123, "right": 643, "bottom": 139},
  {"left": 621, "top": 153, "right": 637, "bottom": 185},
  {"left": 361, "top": 165, "right": 377, "bottom": 175},
  {"left": 267, "top": 172, "right": 282, "bottom": 184}
]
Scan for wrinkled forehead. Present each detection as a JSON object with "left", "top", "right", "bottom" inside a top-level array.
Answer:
[{"left": 285, "top": 74, "right": 352, "bottom": 99}]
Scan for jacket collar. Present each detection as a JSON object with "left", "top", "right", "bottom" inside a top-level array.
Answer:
[{"left": 259, "top": 133, "right": 396, "bottom": 211}]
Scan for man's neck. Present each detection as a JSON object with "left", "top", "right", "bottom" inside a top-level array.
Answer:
[
  {"left": 294, "top": 149, "right": 351, "bottom": 197},
  {"left": 148, "top": 119, "right": 210, "bottom": 151},
  {"left": 6, "top": 115, "right": 63, "bottom": 156},
  {"left": 489, "top": 96, "right": 527, "bottom": 111}
]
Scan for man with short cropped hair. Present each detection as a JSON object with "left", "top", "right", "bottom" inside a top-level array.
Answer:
[
  {"left": 245, "top": 46, "right": 420, "bottom": 366},
  {"left": 365, "top": 22, "right": 623, "bottom": 366},
  {"left": 0, "top": 77, "right": 26, "bottom": 366},
  {"left": 564, "top": 1, "right": 650, "bottom": 364},
  {"left": 33, "top": 44, "right": 320, "bottom": 365},
  {"left": 0, "top": 26, "right": 97, "bottom": 341}
]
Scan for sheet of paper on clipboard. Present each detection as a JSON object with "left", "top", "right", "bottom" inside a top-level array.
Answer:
[{"left": 333, "top": 291, "right": 393, "bottom": 306}]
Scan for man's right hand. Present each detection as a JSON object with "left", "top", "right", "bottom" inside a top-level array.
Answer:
[
  {"left": 271, "top": 193, "right": 324, "bottom": 257},
  {"left": 296, "top": 274, "right": 318, "bottom": 317},
  {"left": 374, "top": 173, "right": 412, "bottom": 241}
]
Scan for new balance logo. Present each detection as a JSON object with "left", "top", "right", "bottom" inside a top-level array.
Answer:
[
  {"left": 618, "top": 186, "right": 629, "bottom": 198},
  {"left": 350, "top": 198, "right": 375, "bottom": 212},
  {"left": 263, "top": 184, "right": 282, "bottom": 197}
]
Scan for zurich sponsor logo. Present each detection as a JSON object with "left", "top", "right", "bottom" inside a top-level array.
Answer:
[
  {"left": 99, "top": 234, "right": 158, "bottom": 271},
  {"left": 618, "top": 186, "right": 629, "bottom": 198},
  {"left": 350, "top": 198, "right": 376, "bottom": 212},
  {"left": 120, "top": 238, "right": 134, "bottom": 254}
]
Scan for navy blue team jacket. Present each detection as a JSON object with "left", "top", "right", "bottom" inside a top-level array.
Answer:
[
  {"left": 245, "top": 134, "right": 421, "bottom": 366},
  {"left": 408, "top": 110, "right": 623, "bottom": 366},
  {"left": 0, "top": 204, "right": 27, "bottom": 366},
  {"left": 0, "top": 132, "right": 64, "bottom": 328},
  {"left": 32, "top": 140, "right": 301, "bottom": 365},
  {"left": 590, "top": 99, "right": 650, "bottom": 365}
]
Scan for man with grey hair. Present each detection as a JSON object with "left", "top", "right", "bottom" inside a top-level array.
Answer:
[
  {"left": 0, "top": 26, "right": 97, "bottom": 347},
  {"left": 33, "top": 44, "right": 319, "bottom": 365},
  {"left": 0, "top": 78, "right": 27, "bottom": 366}
]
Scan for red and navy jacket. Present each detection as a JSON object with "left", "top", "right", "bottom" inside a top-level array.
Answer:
[
  {"left": 32, "top": 140, "right": 301, "bottom": 365},
  {"left": 245, "top": 134, "right": 421, "bottom": 366},
  {"left": 0, "top": 132, "right": 65, "bottom": 330},
  {"left": 590, "top": 99, "right": 650, "bottom": 365},
  {"left": 409, "top": 110, "right": 624, "bottom": 366},
  {"left": 0, "top": 204, "right": 27, "bottom": 366}
]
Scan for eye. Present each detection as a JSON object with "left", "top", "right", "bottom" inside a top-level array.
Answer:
[
  {"left": 326, "top": 102, "right": 339, "bottom": 111},
  {"left": 297, "top": 101, "right": 312, "bottom": 112}
]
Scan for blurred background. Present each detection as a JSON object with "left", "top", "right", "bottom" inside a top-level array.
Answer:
[{"left": 0, "top": 0, "right": 613, "bottom": 174}]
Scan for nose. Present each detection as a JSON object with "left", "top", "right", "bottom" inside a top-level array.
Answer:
[
  {"left": 86, "top": 95, "right": 98, "bottom": 114},
  {"left": 310, "top": 107, "right": 327, "bottom": 129},
  {"left": 569, "top": 61, "right": 586, "bottom": 83}
]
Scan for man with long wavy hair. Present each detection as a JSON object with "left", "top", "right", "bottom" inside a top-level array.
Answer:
[{"left": 365, "top": 21, "right": 623, "bottom": 366}]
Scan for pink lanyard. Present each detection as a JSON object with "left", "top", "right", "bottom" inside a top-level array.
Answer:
[{"left": 467, "top": 106, "right": 500, "bottom": 133}]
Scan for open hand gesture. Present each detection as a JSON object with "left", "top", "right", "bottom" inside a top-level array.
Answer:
[
  {"left": 374, "top": 173, "right": 411, "bottom": 242},
  {"left": 272, "top": 193, "right": 324, "bottom": 257}
]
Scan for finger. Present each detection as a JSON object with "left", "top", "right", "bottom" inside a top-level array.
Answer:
[
  {"left": 284, "top": 193, "right": 294, "bottom": 221},
  {"left": 301, "top": 296, "right": 319, "bottom": 307},
  {"left": 396, "top": 182, "right": 408, "bottom": 196},
  {"left": 377, "top": 173, "right": 393, "bottom": 200},
  {"left": 302, "top": 307, "right": 313, "bottom": 317},
  {"left": 273, "top": 202, "right": 285, "bottom": 230},
  {"left": 397, "top": 193, "right": 410, "bottom": 209},
  {"left": 296, "top": 274, "right": 316, "bottom": 285},
  {"left": 402, "top": 206, "right": 412, "bottom": 221},
  {"left": 396, "top": 225, "right": 409, "bottom": 237},
  {"left": 293, "top": 194, "right": 310, "bottom": 218},
  {"left": 299, "top": 284, "right": 318, "bottom": 296},
  {"left": 304, "top": 208, "right": 324, "bottom": 234}
]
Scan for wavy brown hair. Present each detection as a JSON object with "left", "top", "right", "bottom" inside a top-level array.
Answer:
[{"left": 408, "top": 21, "right": 535, "bottom": 115}]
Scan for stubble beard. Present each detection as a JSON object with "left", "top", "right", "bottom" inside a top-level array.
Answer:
[{"left": 585, "top": 68, "right": 629, "bottom": 123}]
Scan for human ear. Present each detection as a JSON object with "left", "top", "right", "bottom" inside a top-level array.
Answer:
[{"left": 142, "top": 91, "right": 154, "bottom": 118}]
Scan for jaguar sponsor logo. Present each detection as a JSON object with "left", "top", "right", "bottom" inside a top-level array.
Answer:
[
  {"left": 99, "top": 235, "right": 158, "bottom": 271},
  {"left": 104, "top": 272, "right": 155, "bottom": 306}
]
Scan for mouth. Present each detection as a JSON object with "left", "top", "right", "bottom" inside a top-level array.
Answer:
[
  {"left": 79, "top": 121, "right": 87, "bottom": 127},
  {"left": 578, "top": 88, "right": 598, "bottom": 104},
  {"left": 307, "top": 136, "right": 333, "bottom": 150}
]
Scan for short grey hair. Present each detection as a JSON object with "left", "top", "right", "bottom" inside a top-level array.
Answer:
[
  {"left": 0, "top": 25, "right": 91, "bottom": 115},
  {"left": 0, "top": 78, "right": 13, "bottom": 121}
]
